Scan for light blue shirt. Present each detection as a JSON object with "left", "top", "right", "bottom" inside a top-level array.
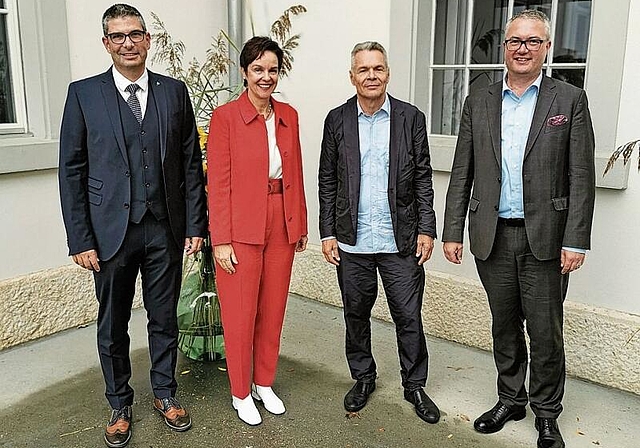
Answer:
[
  {"left": 339, "top": 95, "right": 398, "bottom": 254},
  {"left": 500, "top": 73, "right": 585, "bottom": 254},
  {"left": 499, "top": 73, "right": 541, "bottom": 219}
]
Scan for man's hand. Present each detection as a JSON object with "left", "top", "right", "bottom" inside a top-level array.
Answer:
[
  {"left": 295, "top": 235, "right": 308, "bottom": 253},
  {"left": 214, "top": 243, "right": 238, "bottom": 274},
  {"left": 443, "top": 242, "right": 464, "bottom": 264},
  {"left": 416, "top": 234, "right": 434, "bottom": 265},
  {"left": 321, "top": 238, "right": 340, "bottom": 266},
  {"left": 184, "top": 237, "right": 204, "bottom": 256},
  {"left": 72, "top": 249, "right": 101, "bottom": 272},
  {"left": 561, "top": 249, "right": 586, "bottom": 275}
]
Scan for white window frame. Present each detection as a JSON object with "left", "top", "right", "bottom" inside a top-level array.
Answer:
[
  {"left": 0, "top": 0, "right": 27, "bottom": 134},
  {"left": 429, "top": 0, "right": 592, "bottom": 137}
]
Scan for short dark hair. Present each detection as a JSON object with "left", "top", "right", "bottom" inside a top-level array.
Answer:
[
  {"left": 102, "top": 4, "right": 146, "bottom": 35},
  {"left": 239, "top": 36, "right": 284, "bottom": 87}
]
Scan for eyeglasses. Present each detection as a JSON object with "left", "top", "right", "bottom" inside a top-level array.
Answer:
[
  {"left": 105, "top": 30, "right": 147, "bottom": 45},
  {"left": 504, "top": 38, "right": 546, "bottom": 51}
]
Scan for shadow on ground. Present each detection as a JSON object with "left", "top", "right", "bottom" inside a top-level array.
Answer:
[{"left": 0, "top": 347, "right": 516, "bottom": 448}]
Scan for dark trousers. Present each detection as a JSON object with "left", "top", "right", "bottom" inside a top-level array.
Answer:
[
  {"left": 475, "top": 223, "right": 568, "bottom": 418},
  {"left": 93, "top": 214, "right": 182, "bottom": 410},
  {"left": 337, "top": 249, "right": 428, "bottom": 390}
]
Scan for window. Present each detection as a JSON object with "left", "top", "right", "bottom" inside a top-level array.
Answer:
[
  {"left": 0, "top": 0, "right": 26, "bottom": 133},
  {"left": 430, "top": 0, "right": 592, "bottom": 135}
]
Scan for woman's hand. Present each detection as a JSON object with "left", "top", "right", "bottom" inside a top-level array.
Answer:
[
  {"left": 295, "top": 235, "right": 308, "bottom": 253},
  {"left": 214, "top": 244, "right": 238, "bottom": 274}
]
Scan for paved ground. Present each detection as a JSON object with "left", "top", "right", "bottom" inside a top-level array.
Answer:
[{"left": 0, "top": 295, "right": 637, "bottom": 448}]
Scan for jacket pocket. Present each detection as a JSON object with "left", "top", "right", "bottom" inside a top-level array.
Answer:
[
  {"left": 552, "top": 196, "right": 569, "bottom": 211},
  {"left": 469, "top": 197, "right": 480, "bottom": 212},
  {"left": 87, "top": 176, "right": 103, "bottom": 190},
  {"left": 88, "top": 191, "right": 103, "bottom": 206}
]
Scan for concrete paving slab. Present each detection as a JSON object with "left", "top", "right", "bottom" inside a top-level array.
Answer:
[{"left": 0, "top": 295, "right": 637, "bottom": 447}]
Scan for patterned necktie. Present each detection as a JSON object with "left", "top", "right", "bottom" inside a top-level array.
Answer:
[{"left": 125, "top": 83, "right": 142, "bottom": 123}]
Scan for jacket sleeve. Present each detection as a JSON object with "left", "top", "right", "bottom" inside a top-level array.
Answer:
[
  {"left": 412, "top": 109, "right": 437, "bottom": 239},
  {"left": 180, "top": 81, "right": 208, "bottom": 238},
  {"left": 58, "top": 83, "right": 96, "bottom": 256},
  {"left": 318, "top": 112, "right": 339, "bottom": 239},
  {"left": 207, "top": 107, "right": 233, "bottom": 245},
  {"left": 442, "top": 96, "right": 475, "bottom": 243},
  {"left": 563, "top": 90, "right": 595, "bottom": 249}
]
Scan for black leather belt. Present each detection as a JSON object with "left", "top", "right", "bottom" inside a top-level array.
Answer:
[{"left": 498, "top": 217, "right": 525, "bottom": 227}]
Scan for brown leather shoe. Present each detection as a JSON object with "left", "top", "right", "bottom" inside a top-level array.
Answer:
[
  {"left": 104, "top": 405, "right": 132, "bottom": 448},
  {"left": 153, "top": 397, "right": 192, "bottom": 432}
]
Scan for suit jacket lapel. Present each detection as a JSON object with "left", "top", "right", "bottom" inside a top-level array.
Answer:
[
  {"left": 100, "top": 69, "right": 128, "bottom": 165},
  {"left": 486, "top": 82, "right": 503, "bottom": 166},
  {"left": 524, "top": 76, "right": 556, "bottom": 160},
  {"left": 388, "top": 96, "right": 403, "bottom": 194},
  {"left": 149, "top": 71, "right": 168, "bottom": 161},
  {"left": 344, "top": 96, "right": 360, "bottom": 220}
]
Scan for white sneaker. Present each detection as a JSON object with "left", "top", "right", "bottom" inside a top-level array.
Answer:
[
  {"left": 231, "top": 395, "right": 262, "bottom": 426},
  {"left": 251, "top": 384, "right": 286, "bottom": 415}
]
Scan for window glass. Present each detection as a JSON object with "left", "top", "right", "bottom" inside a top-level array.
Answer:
[
  {"left": 551, "top": 68, "right": 584, "bottom": 88},
  {"left": 554, "top": 0, "right": 591, "bottom": 63},
  {"left": 433, "top": 0, "right": 469, "bottom": 64},
  {"left": 0, "top": 12, "right": 15, "bottom": 124},
  {"left": 430, "top": 0, "right": 591, "bottom": 136},
  {"left": 471, "top": 0, "right": 507, "bottom": 64},
  {"left": 469, "top": 69, "right": 504, "bottom": 93},
  {"left": 431, "top": 69, "right": 465, "bottom": 135},
  {"left": 513, "top": 0, "right": 552, "bottom": 18}
]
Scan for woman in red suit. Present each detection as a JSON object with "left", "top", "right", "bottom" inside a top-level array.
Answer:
[{"left": 207, "top": 36, "right": 308, "bottom": 426}]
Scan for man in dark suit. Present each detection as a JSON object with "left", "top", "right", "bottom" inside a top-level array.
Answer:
[
  {"left": 58, "top": 4, "right": 207, "bottom": 447},
  {"left": 442, "top": 10, "right": 595, "bottom": 448},
  {"left": 318, "top": 41, "right": 439, "bottom": 424}
]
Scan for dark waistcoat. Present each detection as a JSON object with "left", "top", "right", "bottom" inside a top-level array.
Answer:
[{"left": 118, "top": 88, "right": 168, "bottom": 223}]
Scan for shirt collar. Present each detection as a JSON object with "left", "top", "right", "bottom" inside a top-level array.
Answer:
[
  {"left": 112, "top": 66, "right": 149, "bottom": 94},
  {"left": 357, "top": 93, "right": 390, "bottom": 117},
  {"left": 502, "top": 71, "right": 543, "bottom": 97}
]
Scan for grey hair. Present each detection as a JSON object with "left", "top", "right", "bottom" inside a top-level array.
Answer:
[
  {"left": 350, "top": 41, "right": 389, "bottom": 69},
  {"left": 102, "top": 4, "right": 146, "bottom": 35},
  {"left": 506, "top": 9, "right": 551, "bottom": 40}
]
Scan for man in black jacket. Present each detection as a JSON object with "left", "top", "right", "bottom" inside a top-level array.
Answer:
[{"left": 318, "top": 41, "right": 439, "bottom": 424}]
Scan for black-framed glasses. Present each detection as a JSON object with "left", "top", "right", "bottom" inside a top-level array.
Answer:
[
  {"left": 504, "top": 38, "right": 546, "bottom": 51},
  {"left": 105, "top": 30, "right": 147, "bottom": 45}
]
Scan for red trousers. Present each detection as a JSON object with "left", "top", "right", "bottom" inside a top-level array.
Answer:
[{"left": 215, "top": 192, "right": 296, "bottom": 398}]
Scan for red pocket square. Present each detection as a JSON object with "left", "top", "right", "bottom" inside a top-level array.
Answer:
[{"left": 547, "top": 114, "right": 568, "bottom": 126}]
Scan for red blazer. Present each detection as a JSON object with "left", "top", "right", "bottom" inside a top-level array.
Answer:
[{"left": 207, "top": 90, "right": 308, "bottom": 245}]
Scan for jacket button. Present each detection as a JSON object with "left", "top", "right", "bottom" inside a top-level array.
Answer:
[
  {"left": 124, "top": 203, "right": 129, "bottom": 209},
  {"left": 286, "top": 184, "right": 291, "bottom": 189},
  {"left": 283, "top": 151, "right": 288, "bottom": 157},
  {"left": 145, "top": 182, "right": 150, "bottom": 188},
  {"left": 497, "top": 177, "right": 501, "bottom": 183},
  {"left": 288, "top": 216, "right": 293, "bottom": 222},
  {"left": 141, "top": 130, "right": 146, "bottom": 135},
  {"left": 125, "top": 171, "right": 130, "bottom": 177},
  {"left": 494, "top": 205, "right": 499, "bottom": 211}
]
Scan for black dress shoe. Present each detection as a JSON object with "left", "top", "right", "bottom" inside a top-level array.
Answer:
[
  {"left": 104, "top": 405, "right": 132, "bottom": 448},
  {"left": 474, "top": 401, "right": 526, "bottom": 434},
  {"left": 344, "top": 380, "right": 376, "bottom": 412},
  {"left": 403, "top": 388, "right": 440, "bottom": 424},
  {"left": 535, "top": 417, "right": 565, "bottom": 448}
]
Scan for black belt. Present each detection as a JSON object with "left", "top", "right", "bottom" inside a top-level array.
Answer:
[{"left": 498, "top": 217, "right": 525, "bottom": 227}]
